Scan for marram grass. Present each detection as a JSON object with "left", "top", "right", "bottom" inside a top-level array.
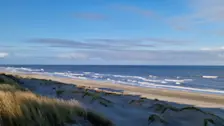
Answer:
[{"left": 0, "top": 74, "right": 113, "bottom": 126}]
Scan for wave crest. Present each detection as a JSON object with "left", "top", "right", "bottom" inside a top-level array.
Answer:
[{"left": 0, "top": 66, "right": 223, "bottom": 95}]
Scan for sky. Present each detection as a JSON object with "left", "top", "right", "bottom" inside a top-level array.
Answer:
[{"left": 0, "top": 0, "right": 224, "bottom": 65}]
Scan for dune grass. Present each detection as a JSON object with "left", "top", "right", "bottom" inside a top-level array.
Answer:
[
  {"left": 148, "top": 102, "right": 224, "bottom": 126},
  {"left": 128, "top": 98, "right": 145, "bottom": 105},
  {"left": 148, "top": 114, "right": 167, "bottom": 125},
  {"left": 82, "top": 90, "right": 113, "bottom": 107},
  {"left": 0, "top": 74, "right": 23, "bottom": 90},
  {"left": 151, "top": 103, "right": 208, "bottom": 115},
  {"left": 0, "top": 74, "right": 113, "bottom": 126},
  {"left": 0, "top": 91, "right": 82, "bottom": 126},
  {"left": 204, "top": 118, "right": 215, "bottom": 126},
  {"left": 56, "top": 89, "right": 65, "bottom": 96}
]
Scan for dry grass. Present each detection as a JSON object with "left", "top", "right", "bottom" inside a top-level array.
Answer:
[
  {"left": 82, "top": 90, "right": 113, "bottom": 107},
  {"left": 0, "top": 91, "right": 83, "bottom": 126},
  {"left": 0, "top": 74, "right": 113, "bottom": 126}
]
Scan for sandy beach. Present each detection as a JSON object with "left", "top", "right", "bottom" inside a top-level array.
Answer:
[
  {"left": 6, "top": 72, "right": 224, "bottom": 108},
  {"left": 1, "top": 71, "right": 224, "bottom": 126},
  {"left": 2, "top": 0, "right": 224, "bottom": 125}
]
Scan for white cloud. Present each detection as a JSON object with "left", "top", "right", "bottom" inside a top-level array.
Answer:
[
  {"left": 200, "top": 46, "right": 224, "bottom": 51},
  {"left": 169, "top": 0, "right": 224, "bottom": 30},
  {"left": 200, "top": 47, "right": 224, "bottom": 59},
  {"left": 57, "top": 53, "right": 89, "bottom": 60},
  {"left": 189, "top": 0, "right": 224, "bottom": 23},
  {"left": 0, "top": 52, "right": 8, "bottom": 58},
  {"left": 54, "top": 49, "right": 224, "bottom": 65}
]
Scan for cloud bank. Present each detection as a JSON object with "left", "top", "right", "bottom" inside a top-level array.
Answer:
[
  {"left": 201, "top": 46, "right": 224, "bottom": 51},
  {"left": 0, "top": 52, "right": 8, "bottom": 58},
  {"left": 50, "top": 49, "right": 224, "bottom": 65},
  {"left": 26, "top": 37, "right": 187, "bottom": 51},
  {"left": 21, "top": 37, "right": 224, "bottom": 65},
  {"left": 169, "top": 0, "right": 224, "bottom": 30}
]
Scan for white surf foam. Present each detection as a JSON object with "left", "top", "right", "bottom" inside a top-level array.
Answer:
[
  {"left": 149, "top": 75, "right": 157, "bottom": 78},
  {"left": 1, "top": 66, "right": 224, "bottom": 95},
  {"left": 1, "top": 67, "right": 44, "bottom": 73},
  {"left": 138, "top": 81, "right": 224, "bottom": 94},
  {"left": 202, "top": 76, "right": 218, "bottom": 79}
]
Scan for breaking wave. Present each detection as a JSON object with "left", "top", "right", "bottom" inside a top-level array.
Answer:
[{"left": 0, "top": 66, "right": 223, "bottom": 95}]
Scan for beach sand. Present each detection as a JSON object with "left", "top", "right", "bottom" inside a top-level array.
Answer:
[{"left": 1, "top": 72, "right": 224, "bottom": 126}]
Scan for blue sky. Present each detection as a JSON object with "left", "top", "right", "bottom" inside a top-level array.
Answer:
[{"left": 0, "top": 0, "right": 224, "bottom": 65}]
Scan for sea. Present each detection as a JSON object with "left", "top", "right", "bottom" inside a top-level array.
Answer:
[{"left": 0, "top": 65, "right": 224, "bottom": 95}]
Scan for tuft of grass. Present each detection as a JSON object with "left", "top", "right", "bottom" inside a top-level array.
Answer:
[
  {"left": 0, "top": 74, "right": 27, "bottom": 92},
  {"left": 82, "top": 90, "right": 91, "bottom": 98},
  {"left": 179, "top": 106, "right": 224, "bottom": 123},
  {"left": 179, "top": 106, "right": 206, "bottom": 113},
  {"left": 149, "top": 103, "right": 186, "bottom": 114},
  {"left": 91, "top": 94, "right": 101, "bottom": 103},
  {"left": 148, "top": 114, "right": 167, "bottom": 125},
  {"left": 0, "top": 74, "right": 21, "bottom": 84},
  {"left": 56, "top": 90, "right": 65, "bottom": 96},
  {"left": 0, "top": 74, "right": 18, "bottom": 85},
  {"left": 151, "top": 103, "right": 168, "bottom": 113},
  {"left": 101, "top": 97, "right": 112, "bottom": 104},
  {"left": 128, "top": 98, "right": 145, "bottom": 105},
  {"left": 0, "top": 91, "right": 85, "bottom": 126},
  {"left": 82, "top": 90, "right": 113, "bottom": 107},
  {"left": 161, "top": 104, "right": 179, "bottom": 114},
  {"left": 148, "top": 103, "right": 224, "bottom": 125},
  {"left": 129, "top": 100, "right": 135, "bottom": 104},
  {"left": 98, "top": 97, "right": 113, "bottom": 107},
  {"left": 99, "top": 101, "right": 108, "bottom": 107},
  {"left": 0, "top": 84, "right": 22, "bottom": 92},
  {"left": 204, "top": 119, "right": 215, "bottom": 126}
]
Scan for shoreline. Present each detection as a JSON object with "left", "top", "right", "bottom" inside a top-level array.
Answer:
[
  {"left": 1, "top": 67, "right": 224, "bottom": 95},
  {"left": 1, "top": 72, "right": 224, "bottom": 125},
  {"left": 2, "top": 71, "right": 224, "bottom": 108}
]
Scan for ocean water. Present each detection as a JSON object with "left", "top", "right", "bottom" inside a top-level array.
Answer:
[{"left": 0, "top": 65, "right": 224, "bottom": 95}]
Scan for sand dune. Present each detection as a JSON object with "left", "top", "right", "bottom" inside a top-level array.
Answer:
[{"left": 1, "top": 72, "right": 224, "bottom": 126}]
